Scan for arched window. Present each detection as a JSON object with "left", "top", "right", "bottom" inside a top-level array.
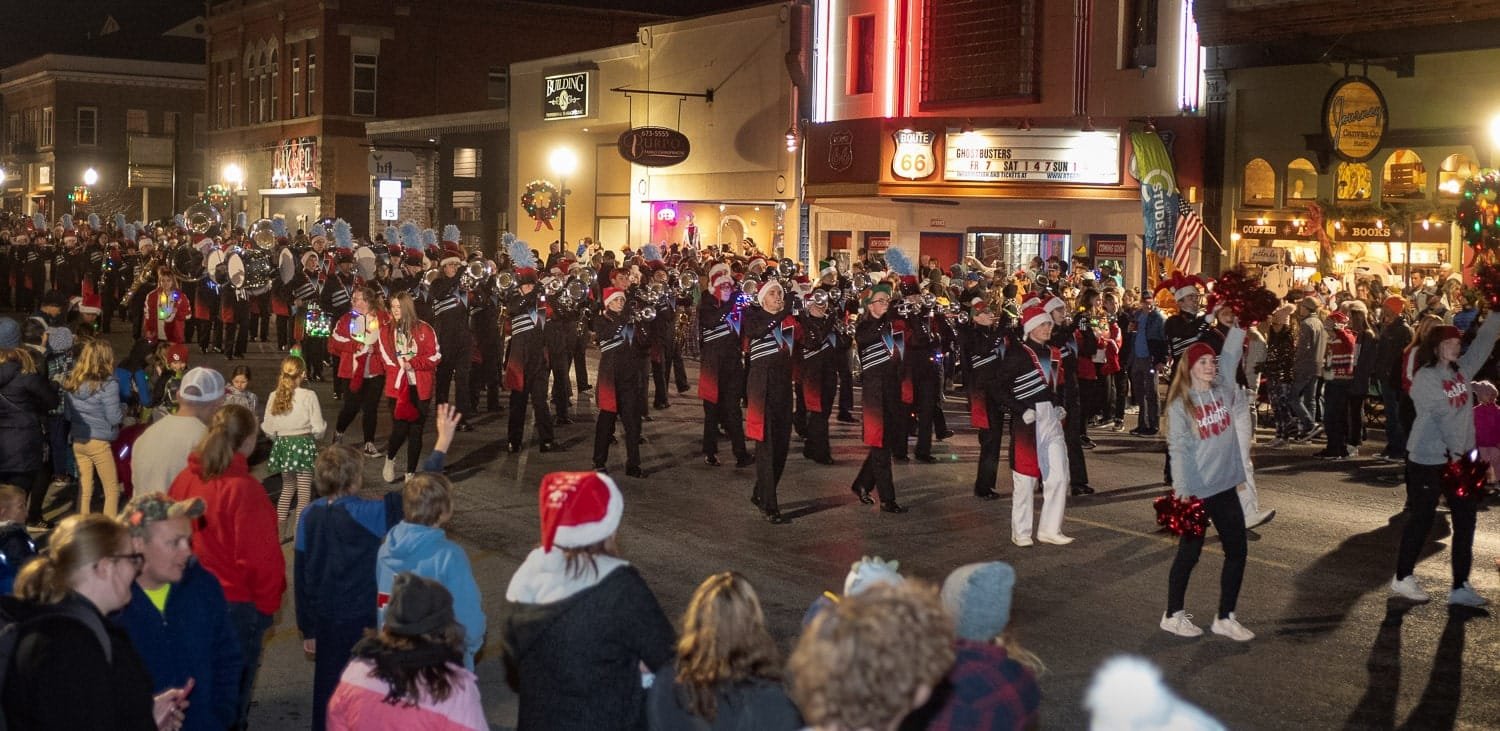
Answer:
[
  {"left": 1286, "top": 158, "right": 1317, "bottom": 201},
  {"left": 268, "top": 48, "right": 279, "bottom": 122},
  {"left": 1336, "top": 161, "right": 1372, "bottom": 201},
  {"left": 245, "top": 49, "right": 259, "bottom": 125},
  {"left": 258, "top": 49, "right": 269, "bottom": 124},
  {"left": 1439, "top": 153, "right": 1477, "bottom": 196},
  {"left": 1381, "top": 149, "right": 1426, "bottom": 199},
  {"left": 1242, "top": 158, "right": 1275, "bottom": 207}
]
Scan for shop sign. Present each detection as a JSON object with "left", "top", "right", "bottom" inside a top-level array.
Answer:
[
  {"left": 274, "top": 137, "right": 318, "bottom": 189},
  {"left": 617, "top": 127, "right": 690, "bottom": 167},
  {"left": 1093, "top": 237, "right": 1128, "bottom": 259},
  {"left": 828, "top": 127, "right": 853, "bottom": 172},
  {"left": 891, "top": 129, "right": 936, "bottom": 180},
  {"left": 1339, "top": 222, "right": 1392, "bottom": 242},
  {"left": 945, "top": 128, "right": 1121, "bottom": 185},
  {"left": 867, "top": 235, "right": 891, "bottom": 252},
  {"left": 1322, "top": 77, "right": 1387, "bottom": 163},
  {"left": 1234, "top": 218, "right": 1315, "bottom": 240},
  {"left": 543, "top": 71, "right": 591, "bottom": 121},
  {"left": 928, "top": 218, "right": 946, "bottom": 228},
  {"left": 1247, "top": 246, "right": 1283, "bottom": 264},
  {"left": 368, "top": 150, "right": 417, "bottom": 179}
]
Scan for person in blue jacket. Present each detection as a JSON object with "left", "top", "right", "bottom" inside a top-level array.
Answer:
[
  {"left": 114, "top": 492, "right": 244, "bottom": 731},
  {"left": 376, "top": 471, "right": 485, "bottom": 668}
]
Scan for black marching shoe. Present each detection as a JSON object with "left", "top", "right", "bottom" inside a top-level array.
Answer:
[
  {"left": 539, "top": 441, "right": 564, "bottom": 453},
  {"left": 852, "top": 488, "right": 875, "bottom": 505},
  {"left": 704, "top": 454, "right": 722, "bottom": 466},
  {"left": 975, "top": 490, "right": 1001, "bottom": 501},
  {"left": 1071, "top": 484, "right": 1096, "bottom": 496},
  {"left": 625, "top": 466, "right": 649, "bottom": 478},
  {"left": 880, "top": 501, "right": 908, "bottom": 514},
  {"left": 555, "top": 416, "right": 574, "bottom": 425},
  {"left": 507, "top": 442, "right": 521, "bottom": 453},
  {"left": 936, "top": 429, "right": 955, "bottom": 441},
  {"left": 893, "top": 454, "right": 910, "bottom": 463},
  {"left": 735, "top": 454, "right": 756, "bottom": 468},
  {"left": 837, "top": 413, "right": 858, "bottom": 424},
  {"left": 914, "top": 454, "right": 938, "bottom": 464},
  {"left": 593, "top": 463, "right": 609, "bottom": 473},
  {"left": 764, "top": 510, "right": 791, "bottom": 525},
  {"left": 578, "top": 384, "right": 593, "bottom": 393}
]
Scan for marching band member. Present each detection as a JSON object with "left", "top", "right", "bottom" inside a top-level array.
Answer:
[
  {"left": 542, "top": 262, "right": 581, "bottom": 424},
  {"left": 330, "top": 285, "right": 391, "bottom": 457},
  {"left": 999, "top": 303, "right": 1073, "bottom": 546},
  {"left": 1045, "top": 294, "right": 1095, "bottom": 496},
  {"left": 591, "top": 287, "right": 650, "bottom": 477},
  {"left": 850, "top": 283, "right": 907, "bottom": 514},
  {"left": 290, "top": 250, "right": 330, "bottom": 381},
  {"left": 962, "top": 298, "right": 1007, "bottom": 500},
  {"left": 697, "top": 263, "right": 753, "bottom": 468},
  {"left": 503, "top": 237, "right": 559, "bottom": 453},
  {"left": 142, "top": 265, "right": 190, "bottom": 345},
  {"left": 744, "top": 279, "right": 799, "bottom": 524},
  {"left": 468, "top": 255, "right": 505, "bottom": 412},
  {"left": 322, "top": 222, "right": 360, "bottom": 398},
  {"left": 797, "top": 283, "right": 841, "bottom": 465},
  {"left": 378, "top": 291, "right": 442, "bottom": 483},
  {"left": 815, "top": 259, "right": 858, "bottom": 424},
  {"left": 431, "top": 227, "right": 475, "bottom": 427}
]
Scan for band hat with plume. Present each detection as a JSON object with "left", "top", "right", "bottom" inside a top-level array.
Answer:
[
  {"left": 87, "top": 213, "right": 101, "bottom": 230},
  {"left": 333, "top": 219, "right": 354, "bottom": 249},
  {"left": 310, "top": 222, "right": 328, "bottom": 244},
  {"left": 271, "top": 218, "right": 288, "bottom": 240}
]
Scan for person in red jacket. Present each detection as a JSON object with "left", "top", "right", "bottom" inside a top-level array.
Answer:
[
  {"left": 378, "top": 291, "right": 442, "bottom": 483},
  {"left": 142, "top": 265, "right": 190, "bottom": 345},
  {"left": 168, "top": 403, "right": 285, "bottom": 731},
  {"left": 329, "top": 286, "right": 391, "bottom": 457}
]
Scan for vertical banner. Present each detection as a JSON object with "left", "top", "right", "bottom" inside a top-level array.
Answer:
[{"left": 1129, "top": 130, "right": 1179, "bottom": 258}]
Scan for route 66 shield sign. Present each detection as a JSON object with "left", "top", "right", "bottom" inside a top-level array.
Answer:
[{"left": 891, "top": 129, "right": 936, "bottom": 180}]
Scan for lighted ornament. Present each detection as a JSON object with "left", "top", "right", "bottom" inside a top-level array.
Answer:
[
  {"left": 1153, "top": 491, "right": 1209, "bottom": 539},
  {"left": 304, "top": 303, "right": 331, "bottom": 338},
  {"left": 1456, "top": 170, "right": 1500, "bottom": 256},
  {"left": 157, "top": 290, "right": 178, "bottom": 320}
]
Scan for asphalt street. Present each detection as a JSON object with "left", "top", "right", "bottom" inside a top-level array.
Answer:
[{"left": 89, "top": 332, "right": 1500, "bottom": 730}]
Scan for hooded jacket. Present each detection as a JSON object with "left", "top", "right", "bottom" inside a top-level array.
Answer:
[
  {"left": 501, "top": 548, "right": 675, "bottom": 731},
  {"left": 295, "top": 492, "right": 402, "bottom": 635},
  {"left": 65, "top": 378, "right": 123, "bottom": 443},
  {"left": 0, "top": 358, "right": 58, "bottom": 473},
  {"left": 169, "top": 453, "right": 286, "bottom": 615},
  {"left": 376, "top": 521, "right": 485, "bottom": 667}
]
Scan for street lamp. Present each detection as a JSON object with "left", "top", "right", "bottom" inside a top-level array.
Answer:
[
  {"left": 222, "top": 162, "right": 244, "bottom": 190},
  {"left": 548, "top": 147, "right": 578, "bottom": 251},
  {"left": 82, "top": 167, "right": 98, "bottom": 186}
]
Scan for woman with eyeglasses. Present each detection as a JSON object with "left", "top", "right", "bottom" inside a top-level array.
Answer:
[{"left": 0, "top": 514, "right": 192, "bottom": 730}]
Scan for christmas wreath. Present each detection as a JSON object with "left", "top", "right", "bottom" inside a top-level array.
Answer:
[
  {"left": 1458, "top": 172, "right": 1500, "bottom": 307},
  {"left": 521, "top": 180, "right": 560, "bottom": 231}
]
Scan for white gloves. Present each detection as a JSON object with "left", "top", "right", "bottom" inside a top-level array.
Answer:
[
  {"left": 1057, "top": 407, "right": 1066, "bottom": 421},
  {"left": 1022, "top": 409, "right": 1036, "bottom": 424}
]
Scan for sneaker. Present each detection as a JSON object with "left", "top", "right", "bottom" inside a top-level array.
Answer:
[
  {"left": 404, "top": 473, "right": 415, "bottom": 483},
  {"left": 1011, "top": 534, "right": 1034, "bottom": 547},
  {"left": 1449, "top": 582, "right": 1490, "bottom": 607},
  {"left": 1036, "top": 533, "right": 1075, "bottom": 545},
  {"left": 382, "top": 458, "right": 398, "bottom": 484},
  {"left": 1125, "top": 406, "right": 1140, "bottom": 415},
  {"left": 1265, "top": 438, "right": 1288, "bottom": 449},
  {"left": 362, "top": 442, "right": 382, "bottom": 458},
  {"left": 1211, "top": 613, "right": 1255, "bottom": 642},
  {"left": 1160, "top": 610, "right": 1203, "bottom": 637},
  {"left": 1113, "top": 419, "right": 1125, "bottom": 431},
  {"left": 1389, "top": 575, "right": 1431, "bottom": 602},
  {"left": 1247, "top": 509, "right": 1276, "bottom": 529}
]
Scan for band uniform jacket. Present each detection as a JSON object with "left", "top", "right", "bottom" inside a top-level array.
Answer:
[
  {"left": 593, "top": 311, "right": 650, "bottom": 413},
  {"left": 697, "top": 296, "right": 744, "bottom": 405},
  {"left": 743, "top": 306, "right": 800, "bottom": 441},
  {"left": 856, "top": 313, "right": 905, "bottom": 448},
  {"left": 997, "top": 337, "right": 1064, "bottom": 478}
]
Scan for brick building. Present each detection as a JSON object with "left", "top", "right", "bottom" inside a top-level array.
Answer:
[{"left": 204, "top": 0, "right": 653, "bottom": 240}]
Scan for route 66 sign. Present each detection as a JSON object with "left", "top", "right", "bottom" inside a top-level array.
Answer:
[{"left": 891, "top": 129, "right": 936, "bottom": 180}]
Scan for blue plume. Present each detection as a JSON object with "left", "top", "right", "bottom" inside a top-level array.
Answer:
[
  {"left": 885, "top": 246, "right": 915, "bottom": 277},
  {"left": 333, "top": 219, "right": 353, "bottom": 249},
  {"left": 509, "top": 237, "right": 537, "bottom": 270},
  {"left": 310, "top": 222, "right": 326, "bottom": 238},
  {"left": 501, "top": 232, "right": 517, "bottom": 250},
  {"left": 122, "top": 223, "right": 136, "bottom": 241},
  {"left": 87, "top": 213, "right": 100, "bottom": 229},
  {"left": 576, "top": 241, "right": 588, "bottom": 257},
  {"left": 270, "top": 218, "right": 287, "bottom": 238},
  {"left": 235, "top": 211, "right": 247, "bottom": 230},
  {"left": 421, "top": 228, "right": 438, "bottom": 248},
  {"left": 61, "top": 214, "right": 74, "bottom": 231},
  {"left": 383, "top": 226, "right": 398, "bottom": 244},
  {"left": 113, "top": 213, "right": 125, "bottom": 230},
  {"left": 442, "top": 224, "right": 460, "bottom": 243},
  {"left": 399, "top": 222, "right": 422, "bottom": 250},
  {"left": 32, "top": 213, "right": 46, "bottom": 231},
  {"left": 642, "top": 243, "right": 663, "bottom": 263},
  {"left": 173, "top": 213, "right": 186, "bottom": 230}
]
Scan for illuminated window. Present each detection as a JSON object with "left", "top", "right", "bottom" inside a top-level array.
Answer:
[
  {"left": 1381, "top": 149, "right": 1426, "bottom": 199},
  {"left": 1241, "top": 158, "right": 1274, "bottom": 207},
  {"left": 1336, "top": 162, "right": 1372, "bottom": 201},
  {"left": 1438, "top": 153, "right": 1476, "bottom": 197},
  {"left": 1286, "top": 158, "right": 1317, "bottom": 200},
  {"left": 452, "top": 148, "right": 482, "bottom": 178}
]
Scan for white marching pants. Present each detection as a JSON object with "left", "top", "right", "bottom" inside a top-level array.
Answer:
[
  {"left": 1012, "top": 402, "right": 1070, "bottom": 540},
  {"left": 1234, "top": 388, "right": 1264, "bottom": 517}
]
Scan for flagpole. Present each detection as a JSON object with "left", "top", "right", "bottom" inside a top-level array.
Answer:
[{"left": 1202, "top": 226, "right": 1228, "bottom": 256}]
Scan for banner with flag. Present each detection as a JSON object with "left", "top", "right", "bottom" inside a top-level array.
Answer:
[
  {"left": 1129, "top": 130, "right": 1179, "bottom": 258},
  {"left": 1173, "top": 194, "right": 1203, "bottom": 274}
]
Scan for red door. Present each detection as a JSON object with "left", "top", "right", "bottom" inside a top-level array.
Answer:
[{"left": 919, "top": 232, "right": 962, "bottom": 272}]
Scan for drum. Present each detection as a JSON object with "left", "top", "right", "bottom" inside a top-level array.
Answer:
[
  {"left": 277, "top": 247, "right": 297, "bottom": 285},
  {"left": 354, "top": 244, "right": 378, "bottom": 282},
  {"left": 242, "top": 247, "right": 275, "bottom": 295},
  {"left": 204, "top": 248, "right": 228, "bottom": 284},
  {"left": 227, "top": 249, "right": 247, "bottom": 289}
]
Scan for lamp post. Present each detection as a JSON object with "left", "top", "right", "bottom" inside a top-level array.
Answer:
[{"left": 548, "top": 147, "right": 578, "bottom": 251}]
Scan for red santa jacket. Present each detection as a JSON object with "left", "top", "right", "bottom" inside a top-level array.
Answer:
[
  {"left": 142, "top": 286, "right": 190, "bottom": 344},
  {"left": 377, "top": 320, "right": 441, "bottom": 400},
  {"left": 330, "top": 309, "right": 393, "bottom": 391}
]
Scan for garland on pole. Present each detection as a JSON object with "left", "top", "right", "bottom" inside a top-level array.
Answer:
[
  {"left": 521, "top": 180, "right": 560, "bottom": 231},
  {"left": 1459, "top": 171, "right": 1500, "bottom": 309}
]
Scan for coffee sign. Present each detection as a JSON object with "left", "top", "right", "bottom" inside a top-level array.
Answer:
[
  {"left": 617, "top": 127, "right": 690, "bottom": 167},
  {"left": 543, "top": 71, "right": 591, "bottom": 121},
  {"left": 1322, "top": 77, "right": 1387, "bottom": 162}
]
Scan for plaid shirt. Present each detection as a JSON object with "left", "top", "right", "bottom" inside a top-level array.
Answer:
[
  {"left": 903, "top": 639, "right": 1040, "bottom": 731},
  {"left": 44, "top": 347, "right": 72, "bottom": 417}
]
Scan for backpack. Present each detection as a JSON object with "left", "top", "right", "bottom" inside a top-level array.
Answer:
[{"left": 0, "top": 598, "right": 112, "bottom": 731}]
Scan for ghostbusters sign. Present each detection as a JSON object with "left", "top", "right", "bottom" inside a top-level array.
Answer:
[{"left": 891, "top": 129, "right": 936, "bottom": 180}]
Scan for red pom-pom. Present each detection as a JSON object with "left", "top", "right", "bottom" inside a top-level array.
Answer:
[
  {"left": 1153, "top": 491, "right": 1209, "bottom": 538},
  {"left": 1207, "top": 266, "right": 1279, "bottom": 325},
  {"left": 1442, "top": 451, "right": 1489, "bottom": 506}
]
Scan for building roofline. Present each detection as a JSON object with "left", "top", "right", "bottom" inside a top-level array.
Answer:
[
  {"left": 365, "top": 108, "right": 510, "bottom": 138},
  {"left": 1, "top": 53, "right": 205, "bottom": 83}
]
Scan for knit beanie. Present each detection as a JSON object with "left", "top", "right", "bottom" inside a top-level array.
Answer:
[
  {"left": 941, "top": 561, "right": 1016, "bottom": 641},
  {"left": 384, "top": 573, "right": 456, "bottom": 637},
  {"left": 1383, "top": 295, "right": 1406, "bottom": 318},
  {"left": 843, "top": 556, "right": 903, "bottom": 596}
]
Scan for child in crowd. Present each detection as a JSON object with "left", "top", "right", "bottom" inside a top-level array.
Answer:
[
  {"left": 0, "top": 484, "right": 37, "bottom": 594},
  {"left": 64, "top": 339, "right": 123, "bottom": 516},
  {"left": 115, "top": 339, "right": 155, "bottom": 424},
  {"left": 152, "top": 343, "right": 189, "bottom": 420},
  {"left": 296, "top": 444, "right": 403, "bottom": 731},
  {"left": 376, "top": 472, "right": 485, "bottom": 668},
  {"left": 264, "top": 356, "right": 326, "bottom": 531},
  {"left": 225, "top": 365, "right": 258, "bottom": 413},
  {"left": 1474, "top": 381, "right": 1500, "bottom": 486}
]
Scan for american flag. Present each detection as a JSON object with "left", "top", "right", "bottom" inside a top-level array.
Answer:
[{"left": 1173, "top": 194, "right": 1203, "bottom": 274}]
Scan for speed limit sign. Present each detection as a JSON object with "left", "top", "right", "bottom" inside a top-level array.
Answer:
[{"left": 891, "top": 129, "right": 936, "bottom": 181}]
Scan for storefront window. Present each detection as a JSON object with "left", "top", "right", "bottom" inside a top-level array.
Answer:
[
  {"left": 1242, "top": 158, "right": 1275, "bottom": 207},
  {"left": 1336, "top": 161, "right": 1371, "bottom": 201},
  {"left": 1438, "top": 153, "right": 1477, "bottom": 197},
  {"left": 1286, "top": 158, "right": 1317, "bottom": 201},
  {"left": 1381, "top": 149, "right": 1426, "bottom": 200}
]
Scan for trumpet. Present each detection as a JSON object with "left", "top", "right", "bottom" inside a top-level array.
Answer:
[
  {"left": 777, "top": 257, "right": 797, "bottom": 278},
  {"left": 677, "top": 270, "right": 699, "bottom": 292},
  {"left": 461, "top": 260, "right": 494, "bottom": 291},
  {"left": 544, "top": 276, "right": 565, "bottom": 295},
  {"left": 806, "top": 289, "right": 830, "bottom": 309},
  {"left": 494, "top": 271, "right": 517, "bottom": 291},
  {"left": 740, "top": 275, "right": 762, "bottom": 297},
  {"left": 630, "top": 304, "right": 657, "bottom": 323},
  {"left": 851, "top": 273, "right": 871, "bottom": 291}
]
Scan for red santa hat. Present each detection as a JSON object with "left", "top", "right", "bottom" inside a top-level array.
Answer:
[
  {"left": 1042, "top": 295, "right": 1066, "bottom": 314},
  {"left": 1157, "top": 273, "right": 1205, "bottom": 302},
  {"left": 1021, "top": 304, "right": 1051, "bottom": 336},
  {"left": 746, "top": 256, "right": 768, "bottom": 273},
  {"left": 603, "top": 287, "right": 626, "bottom": 307},
  {"left": 538, "top": 471, "right": 624, "bottom": 553},
  {"left": 757, "top": 278, "right": 784, "bottom": 309},
  {"left": 708, "top": 262, "right": 731, "bottom": 282},
  {"left": 77, "top": 280, "right": 103, "bottom": 316}
]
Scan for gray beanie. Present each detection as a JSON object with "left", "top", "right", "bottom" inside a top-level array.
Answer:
[{"left": 941, "top": 561, "right": 1016, "bottom": 641}]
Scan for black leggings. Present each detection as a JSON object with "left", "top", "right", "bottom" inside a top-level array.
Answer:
[
  {"left": 336, "top": 374, "right": 385, "bottom": 444},
  {"left": 1167, "top": 488, "right": 1248, "bottom": 619},
  {"left": 385, "top": 385, "right": 430, "bottom": 474},
  {"left": 1397, "top": 461, "right": 1478, "bottom": 589}
]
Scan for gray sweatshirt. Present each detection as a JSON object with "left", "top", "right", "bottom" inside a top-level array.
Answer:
[
  {"left": 1167, "top": 326, "right": 1246, "bottom": 500},
  {"left": 1407, "top": 314, "right": 1500, "bottom": 466},
  {"left": 1293, "top": 314, "right": 1326, "bottom": 380}
]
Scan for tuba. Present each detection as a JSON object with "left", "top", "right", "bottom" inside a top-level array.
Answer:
[{"left": 184, "top": 202, "right": 222, "bottom": 235}]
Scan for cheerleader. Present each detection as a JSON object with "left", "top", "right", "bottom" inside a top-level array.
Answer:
[
  {"left": 591, "top": 287, "right": 650, "bottom": 477},
  {"left": 262, "top": 356, "right": 328, "bottom": 531},
  {"left": 849, "top": 283, "right": 907, "bottom": 513},
  {"left": 961, "top": 299, "right": 1007, "bottom": 500},
  {"left": 997, "top": 304, "right": 1072, "bottom": 546},
  {"left": 744, "top": 279, "right": 798, "bottom": 524},
  {"left": 1160, "top": 323, "right": 1254, "bottom": 641},
  {"left": 329, "top": 286, "right": 391, "bottom": 457},
  {"left": 378, "top": 291, "right": 442, "bottom": 483},
  {"left": 142, "top": 265, "right": 190, "bottom": 345}
]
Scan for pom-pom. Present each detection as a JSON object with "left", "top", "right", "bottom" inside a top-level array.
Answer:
[
  {"left": 270, "top": 218, "right": 287, "bottom": 239},
  {"left": 442, "top": 224, "right": 460, "bottom": 243},
  {"left": 113, "top": 213, "right": 126, "bottom": 231},
  {"left": 1207, "top": 266, "right": 1280, "bottom": 325},
  {"left": 642, "top": 243, "right": 663, "bottom": 263},
  {"left": 1153, "top": 491, "right": 1208, "bottom": 539},
  {"left": 399, "top": 222, "right": 422, "bottom": 250},
  {"left": 1442, "top": 450, "right": 1489, "bottom": 506},
  {"left": 332, "top": 219, "right": 353, "bottom": 249},
  {"left": 421, "top": 228, "right": 438, "bottom": 249},
  {"left": 509, "top": 237, "right": 537, "bottom": 270},
  {"left": 87, "top": 213, "right": 100, "bottom": 230},
  {"left": 884, "top": 246, "right": 915, "bottom": 277},
  {"left": 501, "top": 232, "right": 517, "bottom": 250},
  {"left": 235, "top": 211, "right": 247, "bottom": 231}
]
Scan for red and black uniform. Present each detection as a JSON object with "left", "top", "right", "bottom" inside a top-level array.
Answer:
[
  {"left": 377, "top": 319, "right": 441, "bottom": 474},
  {"left": 797, "top": 307, "right": 842, "bottom": 464},
  {"left": 142, "top": 283, "right": 191, "bottom": 345},
  {"left": 591, "top": 309, "right": 649, "bottom": 473},
  {"left": 698, "top": 294, "right": 751, "bottom": 465},
  {"left": 744, "top": 305, "right": 800, "bottom": 521},
  {"left": 290, "top": 265, "right": 328, "bottom": 380},
  {"left": 850, "top": 312, "right": 905, "bottom": 510},
  {"left": 427, "top": 272, "right": 474, "bottom": 420},
  {"left": 1050, "top": 319, "right": 1093, "bottom": 491},
  {"left": 998, "top": 336, "right": 1070, "bottom": 541},
  {"left": 504, "top": 288, "right": 556, "bottom": 450},
  {"left": 904, "top": 307, "right": 954, "bottom": 461},
  {"left": 321, "top": 268, "right": 359, "bottom": 395},
  {"left": 543, "top": 287, "right": 581, "bottom": 422},
  {"left": 330, "top": 309, "right": 392, "bottom": 447},
  {"left": 14, "top": 239, "right": 46, "bottom": 314},
  {"left": 468, "top": 276, "right": 504, "bottom": 411},
  {"left": 963, "top": 320, "right": 1009, "bottom": 498}
]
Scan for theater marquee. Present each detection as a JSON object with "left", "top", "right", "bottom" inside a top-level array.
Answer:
[{"left": 943, "top": 128, "right": 1121, "bottom": 185}]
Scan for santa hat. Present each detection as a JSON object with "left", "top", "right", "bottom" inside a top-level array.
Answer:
[
  {"left": 746, "top": 256, "right": 768, "bottom": 274},
  {"left": 757, "top": 278, "right": 784, "bottom": 308},
  {"left": 1085, "top": 656, "right": 1225, "bottom": 731},
  {"left": 1184, "top": 341, "right": 1217, "bottom": 368},
  {"left": 603, "top": 287, "right": 626, "bottom": 307},
  {"left": 819, "top": 258, "right": 838, "bottom": 278},
  {"left": 1157, "top": 273, "right": 1205, "bottom": 302},
  {"left": 1042, "top": 295, "right": 1066, "bottom": 314},
  {"left": 1327, "top": 310, "right": 1349, "bottom": 326},
  {"left": 1020, "top": 294, "right": 1042, "bottom": 311},
  {"left": 708, "top": 262, "right": 731, "bottom": 282},
  {"left": 77, "top": 280, "right": 102, "bottom": 316},
  {"left": 710, "top": 271, "right": 734, "bottom": 293},
  {"left": 538, "top": 471, "right": 624, "bottom": 553},
  {"left": 1021, "top": 304, "right": 1050, "bottom": 335}
]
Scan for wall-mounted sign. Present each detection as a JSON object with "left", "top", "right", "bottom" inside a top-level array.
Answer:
[
  {"left": 368, "top": 150, "right": 417, "bottom": 179},
  {"left": 928, "top": 218, "right": 946, "bottom": 228},
  {"left": 617, "top": 127, "right": 690, "bottom": 167},
  {"left": 274, "top": 137, "right": 318, "bottom": 189},
  {"left": 944, "top": 128, "right": 1121, "bottom": 184},
  {"left": 1247, "top": 246, "right": 1283, "bottom": 264},
  {"left": 380, "top": 197, "right": 399, "bottom": 221},
  {"left": 1322, "top": 76, "right": 1387, "bottom": 163},
  {"left": 891, "top": 129, "right": 936, "bottom": 180},
  {"left": 828, "top": 127, "right": 853, "bottom": 172},
  {"left": 1234, "top": 218, "right": 1317, "bottom": 240},
  {"left": 543, "top": 71, "right": 591, "bottom": 121},
  {"left": 1092, "top": 236, "right": 1128, "bottom": 259}
]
